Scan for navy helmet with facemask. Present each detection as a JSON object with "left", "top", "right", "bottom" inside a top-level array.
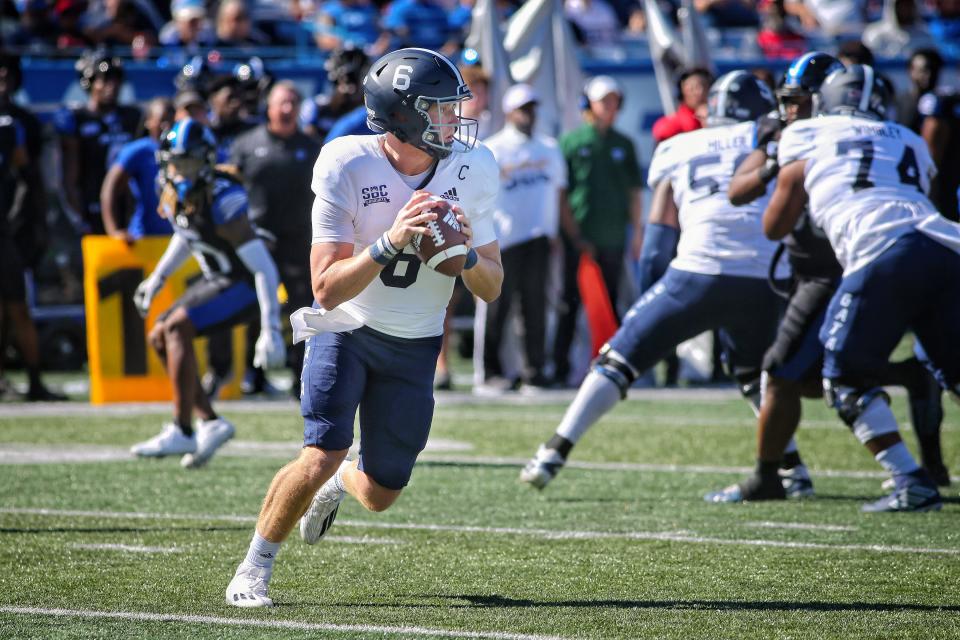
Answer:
[
  {"left": 707, "top": 70, "right": 776, "bottom": 126},
  {"left": 362, "top": 48, "right": 477, "bottom": 159},
  {"left": 814, "top": 64, "right": 893, "bottom": 121},
  {"left": 157, "top": 118, "right": 218, "bottom": 204}
]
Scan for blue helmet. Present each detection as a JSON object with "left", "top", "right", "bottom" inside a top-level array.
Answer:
[
  {"left": 157, "top": 118, "right": 218, "bottom": 201},
  {"left": 814, "top": 64, "right": 893, "bottom": 121},
  {"left": 363, "top": 48, "right": 477, "bottom": 159},
  {"left": 707, "top": 71, "right": 776, "bottom": 126},
  {"left": 778, "top": 52, "right": 844, "bottom": 99}
]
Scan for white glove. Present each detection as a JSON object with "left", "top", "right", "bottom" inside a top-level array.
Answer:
[
  {"left": 133, "top": 276, "right": 165, "bottom": 318},
  {"left": 253, "top": 326, "right": 286, "bottom": 369}
]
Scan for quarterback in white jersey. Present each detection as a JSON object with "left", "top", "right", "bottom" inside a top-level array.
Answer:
[
  {"left": 765, "top": 65, "right": 959, "bottom": 512},
  {"left": 311, "top": 133, "right": 499, "bottom": 338},
  {"left": 227, "top": 48, "right": 503, "bottom": 608},
  {"left": 521, "top": 72, "right": 787, "bottom": 490}
]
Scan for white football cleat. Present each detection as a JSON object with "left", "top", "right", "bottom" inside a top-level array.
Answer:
[
  {"left": 300, "top": 472, "right": 346, "bottom": 544},
  {"left": 226, "top": 562, "right": 273, "bottom": 608},
  {"left": 181, "top": 417, "right": 235, "bottom": 469},
  {"left": 130, "top": 423, "right": 197, "bottom": 458},
  {"left": 520, "top": 445, "right": 566, "bottom": 490}
]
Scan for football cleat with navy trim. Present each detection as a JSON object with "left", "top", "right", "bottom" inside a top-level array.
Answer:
[
  {"left": 862, "top": 478, "right": 942, "bottom": 513},
  {"left": 519, "top": 445, "right": 566, "bottom": 490}
]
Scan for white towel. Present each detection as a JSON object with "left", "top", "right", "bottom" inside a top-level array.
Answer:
[{"left": 290, "top": 306, "right": 364, "bottom": 344}]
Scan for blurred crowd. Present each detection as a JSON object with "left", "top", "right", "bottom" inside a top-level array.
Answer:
[{"left": 1, "top": 0, "right": 958, "bottom": 59}]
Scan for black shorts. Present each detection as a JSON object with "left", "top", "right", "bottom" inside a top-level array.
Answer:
[
  {"left": 762, "top": 277, "right": 837, "bottom": 382},
  {"left": 158, "top": 274, "right": 259, "bottom": 336},
  {"left": 0, "top": 235, "right": 27, "bottom": 302}
]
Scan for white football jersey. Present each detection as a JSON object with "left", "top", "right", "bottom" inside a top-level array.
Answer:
[
  {"left": 484, "top": 125, "right": 567, "bottom": 250},
  {"left": 778, "top": 114, "right": 960, "bottom": 274},
  {"left": 647, "top": 121, "right": 786, "bottom": 279},
  {"left": 311, "top": 135, "right": 499, "bottom": 339}
]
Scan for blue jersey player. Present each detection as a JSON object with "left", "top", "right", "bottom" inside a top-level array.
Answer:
[
  {"left": 766, "top": 65, "right": 960, "bottom": 512},
  {"left": 521, "top": 72, "right": 788, "bottom": 490},
  {"left": 129, "top": 119, "right": 286, "bottom": 468},
  {"left": 226, "top": 48, "right": 504, "bottom": 608}
]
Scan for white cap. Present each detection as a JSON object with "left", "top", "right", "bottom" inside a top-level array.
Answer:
[
  {"left": 501, "top": 83, "right": 539, "bottom": 114},
  {"left": 584, "top": 75, "right": 622, "bottom": 102}
]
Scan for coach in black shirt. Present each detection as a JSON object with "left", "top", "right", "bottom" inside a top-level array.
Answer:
[{"left": 230, "top": 81, "right": 319, "bottom": 397}]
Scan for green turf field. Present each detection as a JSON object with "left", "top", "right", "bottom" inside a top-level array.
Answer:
[{"left": 1, "top": 393, "right": 959, "bottom": 639}]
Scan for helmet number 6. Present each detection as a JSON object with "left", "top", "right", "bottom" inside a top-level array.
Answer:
[{"left": 392, "top": 65, "right": 413, "bottom": 91}]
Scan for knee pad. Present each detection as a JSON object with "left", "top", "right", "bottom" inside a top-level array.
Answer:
[
  {"left": 592, "top": 345, "right": 638, "bottom": 400},
  {"left": 823, "top": 379, "right": 892, "bottom": 430}
]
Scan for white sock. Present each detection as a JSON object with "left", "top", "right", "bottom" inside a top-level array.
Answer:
[
  {"left": 875, "top": 442, "right": 920, "bottom": 478},
  {"left": 244, "top": 532, "right": 280, "bottom": 570},
  {"left": 783, "top": 438, "right": 798, "bottom": 455},
  {"left": 555, "top": 371, "right": 621, "bottom": 445}
]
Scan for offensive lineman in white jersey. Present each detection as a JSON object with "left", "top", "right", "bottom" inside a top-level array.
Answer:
[
  {"left": 226, "top": 48, "right": 503, "bottom": 607},
  {"left": 521, "top": 72, "right": 788, "bottom": 488},
  {"left": 766, "top": 65, "right": 958, "bottom": 512}
]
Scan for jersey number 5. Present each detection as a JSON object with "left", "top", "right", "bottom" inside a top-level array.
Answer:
[{"left": 835, "top": 139, "right": 923, "bottom": 192}]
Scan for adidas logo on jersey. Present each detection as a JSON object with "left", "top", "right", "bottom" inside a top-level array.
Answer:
[{"left": 440, "top": 187, "right": 460, "bottom": 201}]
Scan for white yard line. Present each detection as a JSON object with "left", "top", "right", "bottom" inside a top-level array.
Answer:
[
  {"left": 0, "top": 606, "right": 571, "bottom": 640},
  {"left": 744, "top": 521, "right": 858, "bottom": 532},
  {"left": 1, "top": 508, "right": 955, "bottom": 556},
  {"left": 68, "top": 543, "right": 182, "bottom": 554},
  {"left": 417, "top": 454, "right": 960, "bottom": 483},
  {"left": 4, "top": 443, "right": 948, "bottom": 484}
]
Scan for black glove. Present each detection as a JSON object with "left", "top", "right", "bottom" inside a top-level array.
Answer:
[{"left": 755, "top": 111, "right": 785, "bottom": 149}]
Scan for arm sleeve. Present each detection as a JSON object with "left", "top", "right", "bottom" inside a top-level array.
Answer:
[
  {"left": 638, "top": 223, "right": 679, "bottom": 293},
  {"left": 236, "top": 238, "right": 282, "bottom": 330},
  {"left": 311, "top": 145, "right": 356, "bottom": 244},
  {"left": 152, "top": 232, "right": 192, "bottom": 281}
]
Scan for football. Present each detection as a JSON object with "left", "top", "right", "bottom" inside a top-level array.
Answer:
[{"left": 411, "top": 199, "right": 469, "bottom": 277}]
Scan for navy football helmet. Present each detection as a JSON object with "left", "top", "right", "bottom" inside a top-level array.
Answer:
[
  {"left": 158, "top": 118, "right": 218, "bottom": 201},
  {"left": 707, "top": 71, "right": 776, "bottom": 126},
  {"left": 814, "top": 64, "right": 893, "bottom": 121},
  {"left": 363, "top": 48, "right": 477, "bottom": 159}
]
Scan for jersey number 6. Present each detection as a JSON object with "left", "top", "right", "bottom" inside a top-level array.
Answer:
[
  {"left": 392, "top": 65, "right": 413, "bottom": 91},
  {"left": 379, "top": 252, "right": 421, "bottom": 288}
]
